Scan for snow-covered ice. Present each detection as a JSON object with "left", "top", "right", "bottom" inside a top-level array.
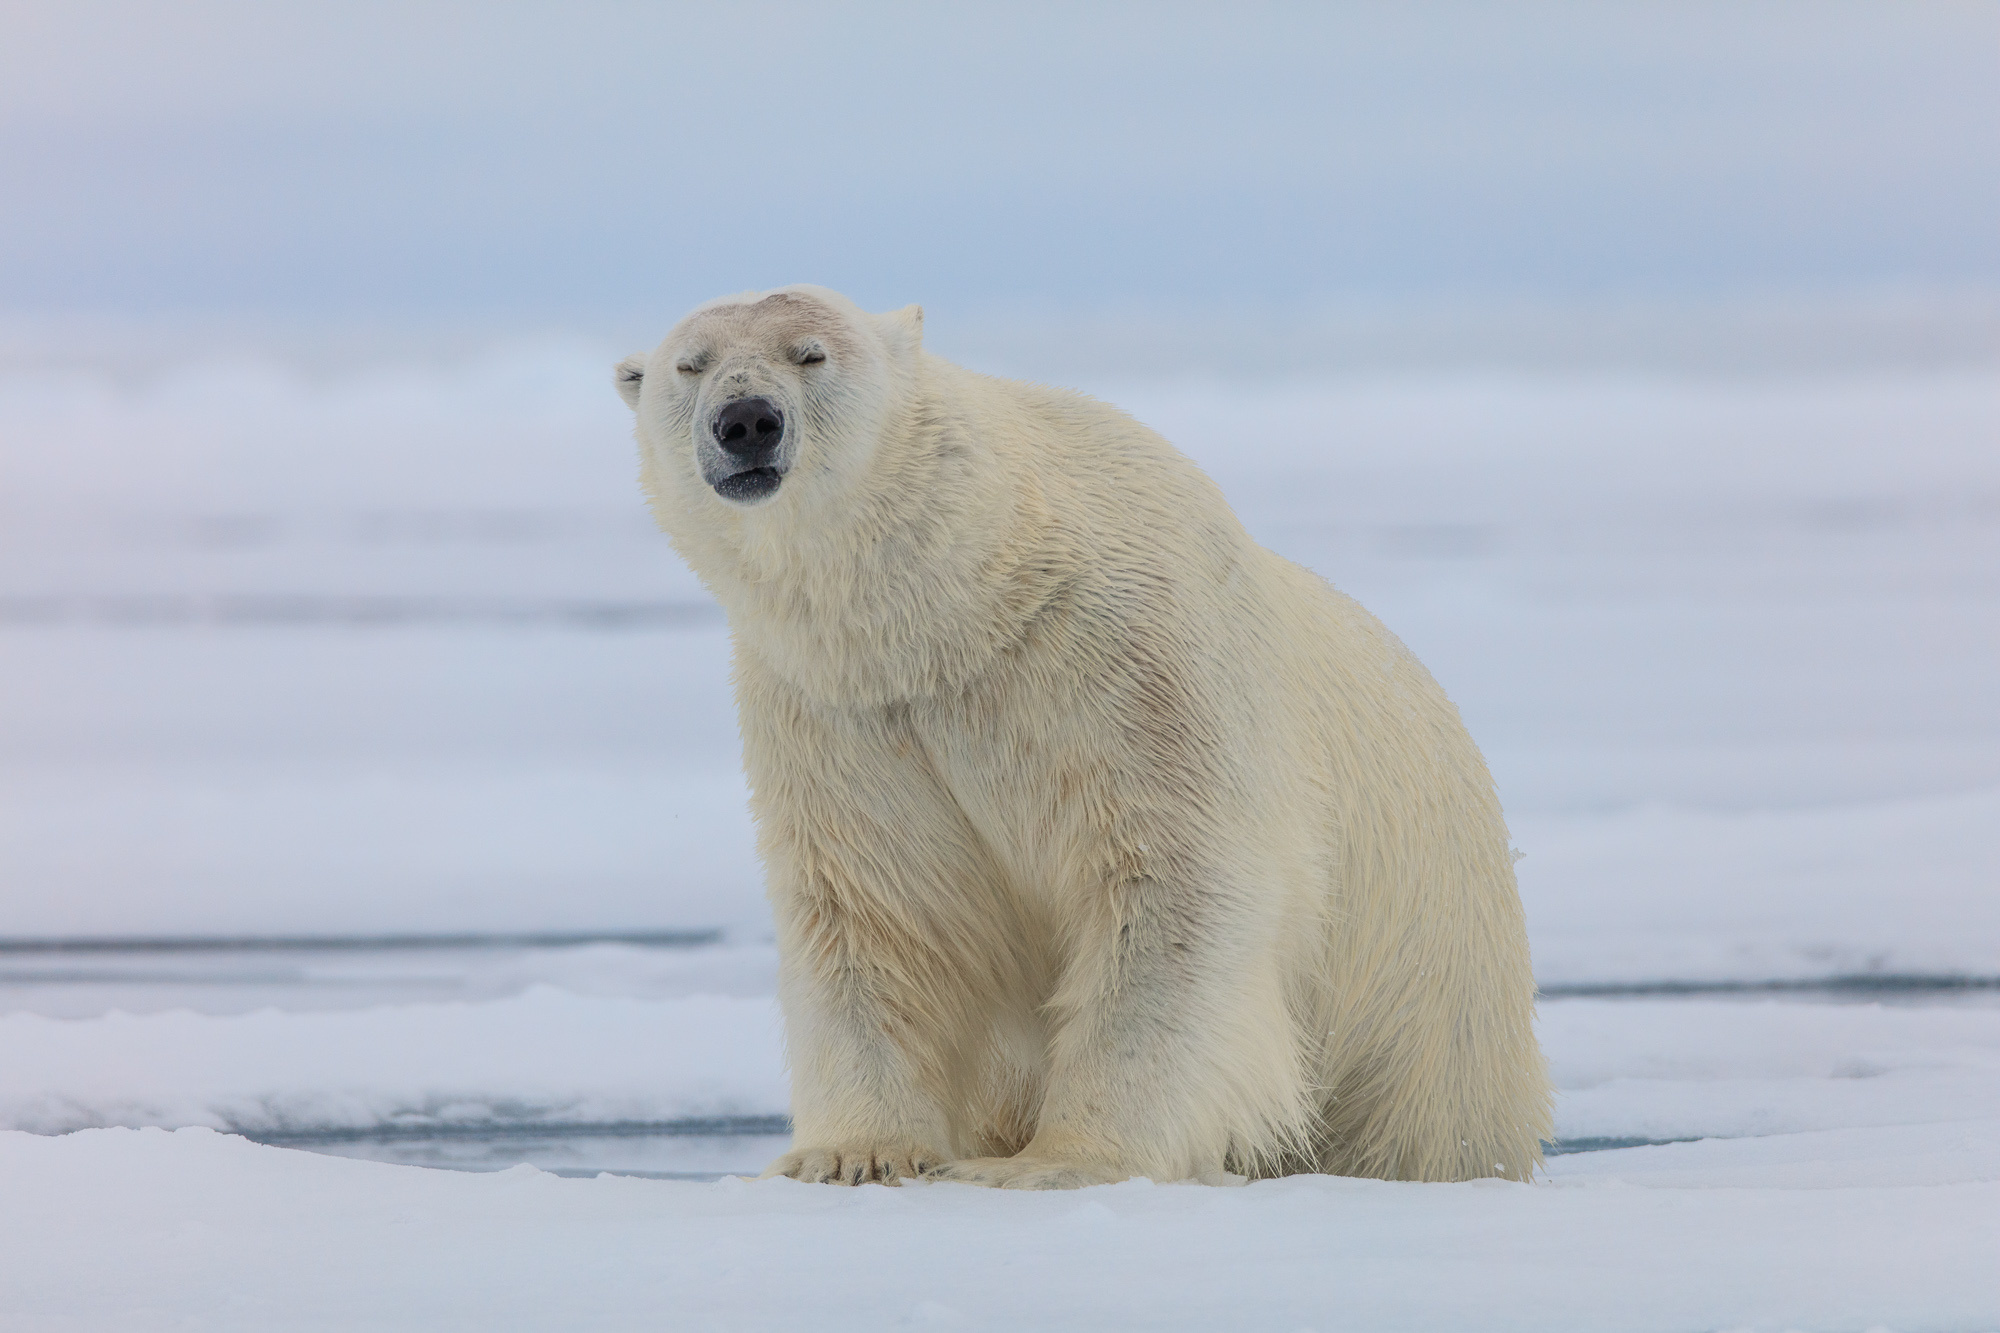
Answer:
[
  {"left": 0, "top": 988, "right": 787, "bottom": 1137},
  {"left": 3, "top": 1123, "right": 1995, "bottom": 1333},
  {"left": 2, "top": 342, "right": 1995, "bottom": 1329}
]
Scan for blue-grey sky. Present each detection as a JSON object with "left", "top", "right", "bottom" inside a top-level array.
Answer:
[{"left": 3, "top": 1, "right": 1996, "bottom": 320}]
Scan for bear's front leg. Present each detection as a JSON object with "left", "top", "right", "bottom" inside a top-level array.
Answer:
[
  {"left": 757, "top": 906, "right": 963, "bottom": 1185},
  {"left": 741, "top": 678, "right": 1007, "bottom": 1185},
  {"left": 929, "top": 874, "right": 1305, "bottom": 1189}
]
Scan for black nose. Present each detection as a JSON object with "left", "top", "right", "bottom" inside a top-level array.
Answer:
[{"left": 712, "top": 397, "right": 784, "bottom": 457}]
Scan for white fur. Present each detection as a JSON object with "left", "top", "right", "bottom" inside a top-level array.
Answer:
[{"left": 617, "top": 286, "right": 1552, "bottom": 1188}]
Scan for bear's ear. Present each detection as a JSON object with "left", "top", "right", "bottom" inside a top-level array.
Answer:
[
  {"left": 613, "top": 353, "right": 646, "bottom": 410},
  {"left": 878, "top": 304, "right": 924, "bottom": 356}
]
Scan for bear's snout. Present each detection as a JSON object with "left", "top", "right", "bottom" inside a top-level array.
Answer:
[
  {"left": 708, "top": 396, "right": 787, "bottom": 503},
  {"left": 713, "top": 397, "right": 785, "bottom": 458}
]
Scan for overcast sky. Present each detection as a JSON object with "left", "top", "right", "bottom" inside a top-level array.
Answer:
[{"left": 3, "top": 1, "right": 1996, "bottom": 321}]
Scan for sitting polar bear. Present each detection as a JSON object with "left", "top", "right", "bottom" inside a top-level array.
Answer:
[{"left": 616, "top": 286, "right": 1552, "bottom": 1189}]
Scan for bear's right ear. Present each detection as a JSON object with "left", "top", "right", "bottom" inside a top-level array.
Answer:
[
  {"left": 613, "top": 354, "right": 646, "bottom": 410},
  {"left": 877, "top": 305, "right": 924, "bottom": 358}
]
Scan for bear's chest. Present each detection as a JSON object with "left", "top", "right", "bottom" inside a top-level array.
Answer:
[{"left": 905, "top": 658, "right": 1166, "bottom": 907}]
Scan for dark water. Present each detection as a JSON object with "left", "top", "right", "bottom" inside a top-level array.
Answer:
[
  {"left": 263, "top": 1125, "right": 1694, "bottom": 1178},
  {"left": 266, "top": 1125, "right": 797, "bottom": 1181}
]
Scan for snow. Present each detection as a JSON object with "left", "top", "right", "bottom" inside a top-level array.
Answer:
[
  {"left": 1520, "top": 789, "right": 2000, "bottom": 985},
  {"left": 0, "top": 988, "right": 783, "bottom": 1137},
  {"left": 3, "top": 1125, "right": 1995, "bottom": 1333},
  {"left": 2, "top": 339, "right": 1997, "bottom": 1329}
]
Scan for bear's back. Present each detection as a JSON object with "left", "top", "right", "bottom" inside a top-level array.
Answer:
[{"left": 929, "top": 359, "right": 1253, "bottom": 590}]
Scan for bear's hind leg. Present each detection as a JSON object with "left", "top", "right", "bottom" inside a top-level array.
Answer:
[{"left": 1311, "top": 1010, "right": 1550, "bottom": 1183}]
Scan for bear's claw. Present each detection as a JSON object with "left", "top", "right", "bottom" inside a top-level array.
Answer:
[{"left": 760, "top": 1145, "right": 943, "bottom": 1185}]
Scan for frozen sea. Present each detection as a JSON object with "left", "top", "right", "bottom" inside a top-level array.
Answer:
[{"left": 1, "top": 336, "right": 1995, "bottom": 1330}]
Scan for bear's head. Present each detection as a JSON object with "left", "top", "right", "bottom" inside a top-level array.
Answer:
[{"left": 615, "top": 286, "right": 923, "bottom": 517}]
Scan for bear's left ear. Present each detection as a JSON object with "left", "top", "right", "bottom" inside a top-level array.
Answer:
[
  {"left": 879, "top": 304, "right": 924, "bottom": 356},
  {"left": 613, "top": 354, "right": 646, "bottom": 410}
]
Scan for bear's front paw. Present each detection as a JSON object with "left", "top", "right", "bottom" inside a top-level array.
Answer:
[
  {"left": 925, "top": 1156, "right": 1128, "bottom": 1190},
  {"left": 759, "top": 1144, "right": 944, "bottom": 1186}
]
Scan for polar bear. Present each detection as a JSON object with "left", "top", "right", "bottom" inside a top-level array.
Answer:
[{"left": 615, "top": 286, "right": 1552, "bottom": 1188}]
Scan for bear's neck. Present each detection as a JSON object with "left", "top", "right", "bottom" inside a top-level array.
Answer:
[{"left": 692, "top": 364, "right": 1064, "bottom": 710}]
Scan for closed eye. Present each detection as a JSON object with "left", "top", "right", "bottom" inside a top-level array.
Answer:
[
  {"left": 796, "top": 349, "right": 826, "bottom": 365},
  {"left": 676, "top": 361, "right": 703, "bottom": 375}
]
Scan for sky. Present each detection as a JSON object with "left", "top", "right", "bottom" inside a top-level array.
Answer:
[{"left": 2, "top": 1, "right": 1997, "bottom": 322}]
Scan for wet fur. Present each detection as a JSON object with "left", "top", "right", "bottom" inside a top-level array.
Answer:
[{"left": 617, "top": 286, "right": 1553, "bottom": 1187}]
